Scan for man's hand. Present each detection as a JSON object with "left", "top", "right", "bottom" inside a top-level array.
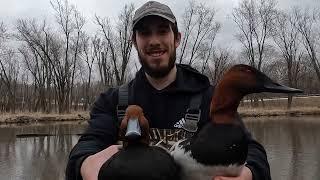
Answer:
[
  {"left": 80, "top": 145, "right": 122, "bottom": 180},
  {"left": 214, "top": 166, "right": 252, "bottom": 180}
]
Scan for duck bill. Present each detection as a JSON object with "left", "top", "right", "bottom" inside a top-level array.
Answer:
[
  {"left": 262, "top": 77, "right": 303, "bottom": 93},
  {"left": 125, "top": 118, "right": 141, "bottom": 140}
]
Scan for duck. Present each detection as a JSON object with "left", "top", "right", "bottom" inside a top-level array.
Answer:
[
  {"left": 170, "top": 64, "right": 303, "bottom": 180},
  {"left": 98, "top": 105, "right": 181, "bottom": 180}
]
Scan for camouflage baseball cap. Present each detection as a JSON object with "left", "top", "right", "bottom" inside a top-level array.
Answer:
[{"left": 132, "top": 1, "right": 176, "bottom": 30}]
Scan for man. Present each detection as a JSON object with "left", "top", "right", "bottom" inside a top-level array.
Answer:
[{"left": 66, "top": 1, "right": 271, "bottom": 180}]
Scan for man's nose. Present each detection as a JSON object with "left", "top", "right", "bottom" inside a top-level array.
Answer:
[{"left": 148, "top": 33, "right": 161, "bottom": 46}]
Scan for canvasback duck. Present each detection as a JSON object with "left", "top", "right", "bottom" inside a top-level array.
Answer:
[
  {"left": 98, "top": 105, "right": 181, "bottom": 180},
  {"left": 170, "top": 64, "right": 302, "bottom": 180}
]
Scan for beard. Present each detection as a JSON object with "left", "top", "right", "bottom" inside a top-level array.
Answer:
[{"left": 138, "top": 48, "right": 176, "bottom": 79}]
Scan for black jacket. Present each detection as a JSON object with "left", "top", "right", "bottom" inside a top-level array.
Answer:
[{"left": 66, "top": 64, "right": 271, "bottom": 180}]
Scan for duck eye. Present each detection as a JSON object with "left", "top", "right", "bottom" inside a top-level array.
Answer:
[{"left": 245, "top": 69, "right": 253, "bottom": 73}]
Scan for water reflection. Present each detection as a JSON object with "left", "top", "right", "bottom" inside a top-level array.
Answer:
[
  {"left": 245, "top": 116, "right": 320, "bottom": 180},
  {"left": 0, "top": 123, "right": 86, "bottom": 180},
  {"left": 0, "top": 117, "right": 319, "bottom": 180}
]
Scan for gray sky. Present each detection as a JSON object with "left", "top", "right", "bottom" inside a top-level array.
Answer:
[{"left": 0, "top": 0, "right": 319, "bottom": 50}]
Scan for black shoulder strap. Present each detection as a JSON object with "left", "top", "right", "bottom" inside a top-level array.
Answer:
[
  {"left": 117, "top": 82, "right": 203, "bottom": 132},
  {"left": 117, "top": 83, "right": 129, "bottom": 123},
  {"left": 182, "top": 93, "right": 202, "bottom": 133}
]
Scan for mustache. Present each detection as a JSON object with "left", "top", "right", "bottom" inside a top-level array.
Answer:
[{"left": 146, "top": 46, "right": 166, "bottom": 52}]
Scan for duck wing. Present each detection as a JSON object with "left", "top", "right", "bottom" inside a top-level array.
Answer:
[{"left": 170, "top": 123, "right": 248, "bottom": 180}]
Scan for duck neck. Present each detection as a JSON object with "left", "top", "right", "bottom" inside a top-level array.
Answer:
[{"left": 211, "top": 84, "right": 244, "bottom": 124}]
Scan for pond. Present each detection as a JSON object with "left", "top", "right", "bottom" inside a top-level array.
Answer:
[
  {"left": 0, "top": 117, "right": 319, "bottom": 180},
  {"left": 245, "top": 116, "right": 320, "bottom": 180},
  {"left": 0, "top": 122, "right": 86, "bottom": 180}
]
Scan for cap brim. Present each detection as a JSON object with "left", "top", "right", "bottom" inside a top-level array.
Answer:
[{"left": 132, "top": 13, "right": 176, "bottom": 30}]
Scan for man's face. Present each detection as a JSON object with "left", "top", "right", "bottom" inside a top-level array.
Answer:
[{"left": 133, "top": 16, "right": 181, "bottom": 78}]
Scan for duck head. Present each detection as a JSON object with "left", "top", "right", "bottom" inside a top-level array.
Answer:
[
  {"left": 211, "top": 64, "right": 303, "bottom": 124},
  {"left": 119, "top": 105, "right": 150, "bottom": 146}
]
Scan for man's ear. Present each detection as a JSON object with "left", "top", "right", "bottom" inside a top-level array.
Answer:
[{"left": 175, "top": 32, "right": 181, "bottom": 48}]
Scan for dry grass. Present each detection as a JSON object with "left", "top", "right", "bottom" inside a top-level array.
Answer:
[
  {"left": 239, "top": 107, "right": 320, "bottom": 117},
  {"left": 0, "top": 96, "right": 319, "bottom": 125},
  {"left": 241, "top": 95, "right": 320, "bottom": 108},
  {"left": 239, "top": 95, "right": 320, "bottom": 117},
  {"left": 0, "top": 111, "right": 89, "bottom": 124}
]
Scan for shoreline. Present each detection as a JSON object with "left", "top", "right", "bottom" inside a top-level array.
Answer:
[
  {"left": 239, "top": 107, "right": 320, "bottom": 117},
  {"left": 0, "top": 112, "right": 90, "bottom": 125},
  {"left": 1, "top": 107, "right": 320, "bottom": 125}
]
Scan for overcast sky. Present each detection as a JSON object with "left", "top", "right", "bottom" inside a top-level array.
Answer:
[{"left": 0, "top": 0, "right": 319, "bottom": 50}]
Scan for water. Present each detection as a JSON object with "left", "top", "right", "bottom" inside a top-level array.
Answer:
[
  {"left": 0, "top": 122, "right": 87, "bottom": 180},
  {"left": 245, "top": 116, "right": 320, "bottom": 180},
  {"left": 0, "top": 117, "right": 319, "bottom": 180}
]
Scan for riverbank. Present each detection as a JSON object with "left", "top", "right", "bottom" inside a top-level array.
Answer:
[
  {"left": 1, "top": 107, "right": 320, "bottom": 125},
  {"left": 1, "top": 95, "right": 320, "bottom": 124},
  {"left": 239, "top": 95, "right": 320, "bottom": 117},
  {"left": 0, "top": 111, "right": 90, "bottom": 125},
  {"left": 239, "top": 107, "right": 320, "bottom": 117}
]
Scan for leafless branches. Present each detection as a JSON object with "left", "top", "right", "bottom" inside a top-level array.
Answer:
[
  {"left": 271, "top": 9, "right": 303, "bottom": 108},
  {"left": 293, "top": 7, "right": 320, "bottom": 84},
  {"left": 233, "top": 0, "right": 277, "bottom": 70},
  {"left": 178, "top": 0, "right": 221, "bottom": 68},
  {"left": 95, "top": 3, "right": 134, "bottom": 86}
]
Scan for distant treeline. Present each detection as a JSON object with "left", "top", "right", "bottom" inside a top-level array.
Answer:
[{"left": 0, "top": 0, "right": 319, "bottom": 113}]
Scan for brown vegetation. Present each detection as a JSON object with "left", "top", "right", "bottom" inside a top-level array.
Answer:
[
  {"left": 1, "top": 96, "right": 319, "bottom": 125},
  {"left": 239, "top": 95, "right": 320, "bottom": 117},
  {"left": 0, "top": 111, "right": 89, "bottom": 125}
]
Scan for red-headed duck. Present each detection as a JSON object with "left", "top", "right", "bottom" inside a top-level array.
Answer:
[
  {"left": 170, "top": 64, "right": 302, "bottom": 180},
  {"left": 98, "top": 105, "right": 181, "bottom": 180}
]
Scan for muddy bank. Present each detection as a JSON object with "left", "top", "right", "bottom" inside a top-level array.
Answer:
[
  {"left": 1, "top": 107, "right": 320, "bottom": 125},
  {"left": 239, "top": 107, "right": 320, "bottom": 117},
  {"left": 0, "top": 112, "right": 89, "bottom": 125}
]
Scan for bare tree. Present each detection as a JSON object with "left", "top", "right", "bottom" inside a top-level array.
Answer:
[
  {"left": 91, "top": 36, "right": 113, "bottom": 87},
  {"left": 206, "top": 47, "right": 232, "bottom": 84},
  {"left": 50, "top": 0, "right": 86, "bottom": 113},
  {"left": 16, "top": 19, "right": 60, "bottom": 112},
  {"left": 0, "top": 50, "right": 20, "bottom": 113},
  {"left": 178, "top": 1, "right": 221, "bottom": 67},
  {"left": 80, "top": 33, "right": 96, "bottom": 110},
  {"left": 117, "top": 4, "right": 134, "bottom": 84},
  {"left": 297, "top": 58, "right": 319, "bottom": 94},
  {"left": 233, "top": 0, "right": 277, "bottom": 70},
  {"left": 272, "top": 10, "right": 303, "bottom": 108},
  {"left": 178, "top": 0, "right": 196, "bottom": 64},
  {"left": 19, "top": 46, "right": 47, "bottom": 112},
  {"left": 0, "top": 22, "right": 8, "bottom": 46},
  {"left": 199, "top": 27, "right": 221, "bottom": 74},
  {"left": 233, "top": 0, "right": 277, "bottom": 107},
  {"left": 294, "top": 7, "right": 320, "bottom": 85},
  {"left": 69, "top": 8, "right": 86, "bottom": 111},
  {"left": 0, "top": 22, "right": 19, "bottom": 112},
  {"left": 16, "top": 0, "right": 86, "bottom": 113},
  {"left": 95, "top": 3, "right": 134, "bottom": 86},
  {"left": 0, "top": 22, "right": 7, "bottom": 111}
]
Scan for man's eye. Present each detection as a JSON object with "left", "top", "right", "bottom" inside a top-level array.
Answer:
[
  {"left": 159, "top": 29, "right": 169, "bottom": 34},
  {"left": 139, "top": 30, "right": 150, "bottom": 35}
]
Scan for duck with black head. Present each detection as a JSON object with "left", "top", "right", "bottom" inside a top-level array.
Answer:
[
  {"left": 171, "top": 64, "right": 303, "bottom": 180},
  {"left": 98, "top": 105, "right": 181, "bottom": 180}
]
